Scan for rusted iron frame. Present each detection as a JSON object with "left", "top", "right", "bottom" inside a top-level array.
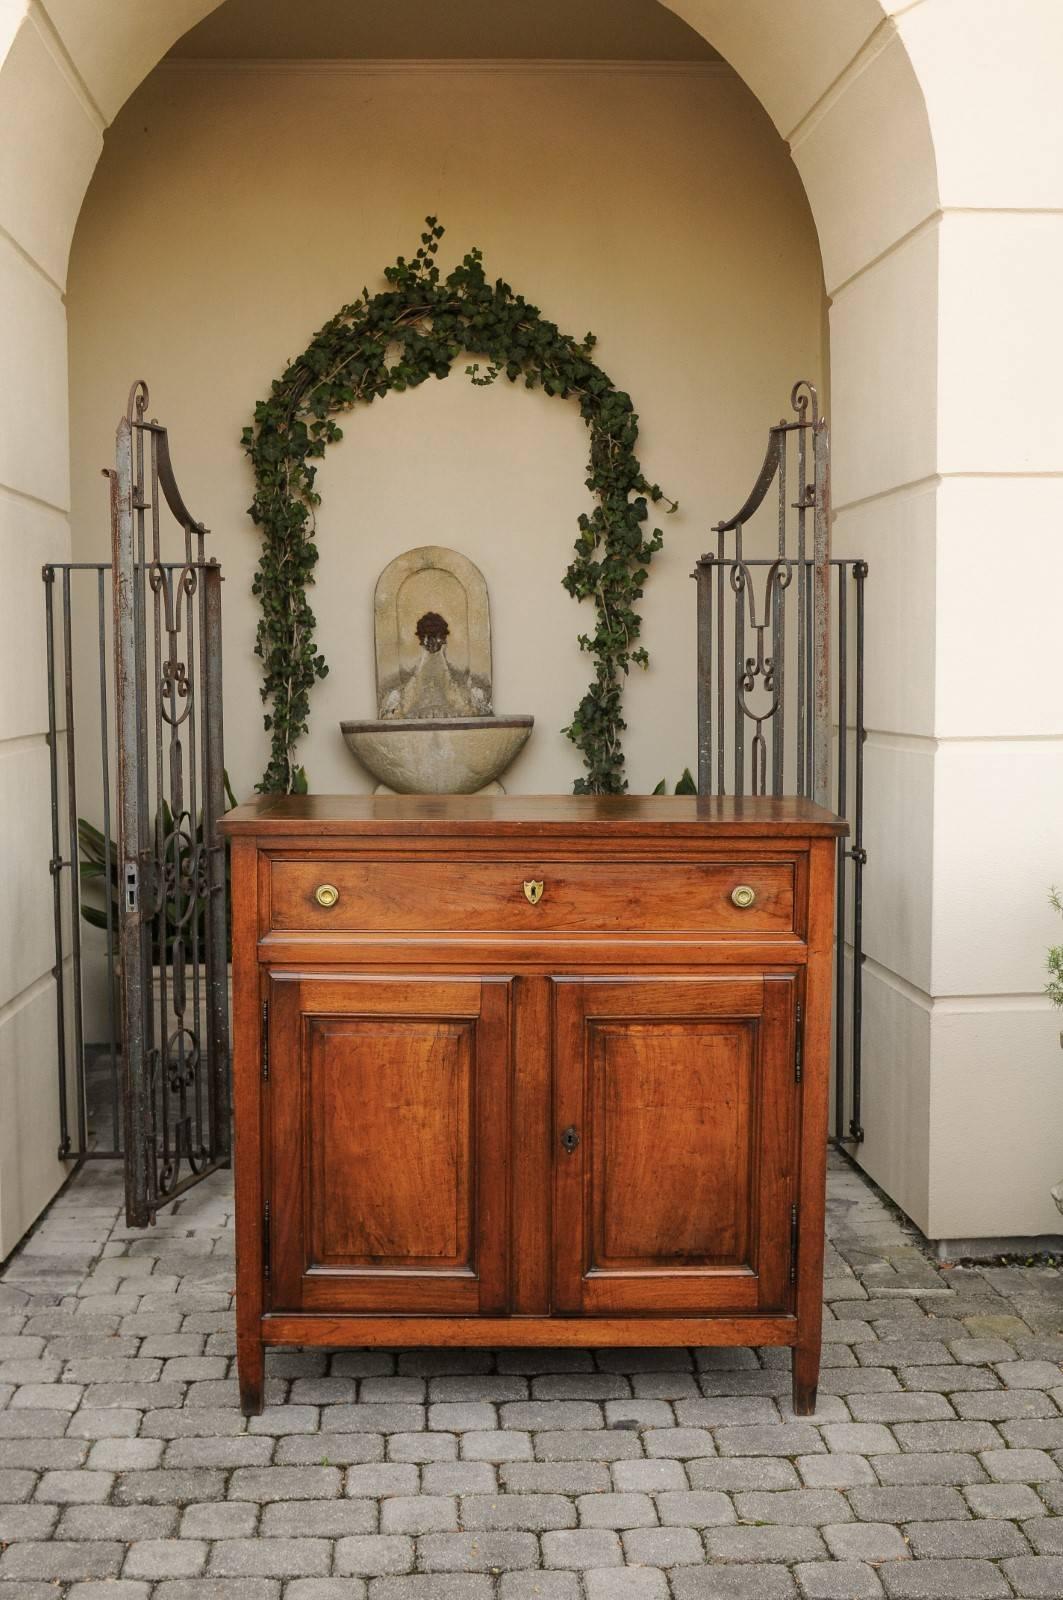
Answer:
[
  {"left": 850, "top": 561, "right": 868, "bottom": 1144},
  {"left": 773, "top": 421, "right": 787, "bottom": 795},
  {"left": 696, "top": 553, "right": 845, "bottom": 796},
  {"left": 43, "top": 542, "right": 226, "bottom": 1176},
  {"left": 696, "top": 553, "right": 868, "bottom": 1144},
  {"left": 58, "top": 568, "right": 89, "bottom": 1158},
  {"left": 43, "top": 565, "right": 72, "bottom": 1159},
  {"left": 111, "top": 413, "right": 149, "bottom": 1221},
  {"left": 44, "top": 560, "right": 119, "bottom": 1162},
  {"left": 694, "top": 383, "right": 865, "bottom": 1144},
  {"left": 835, "top": 569, "right": 848, "bottom": 1147},
  {"left": 97, "top": 565, "right": 120, "bottom": 1152},
  {"left": 699, "top": 382, "right": 829, "bottom": 804},
  {"left": 106, "top": 380, "right": 229, "bottom": 1222},
  {"left": 811, "top": 406, "right": 831, "bottom": 809},
  {"left": 203, "top": 561, "right": 230, "bottom": 1161},
  {"left": 833, "top": 559, "right": 869, "bottom": 1147}
]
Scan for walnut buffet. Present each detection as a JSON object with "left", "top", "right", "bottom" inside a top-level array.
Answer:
[{"left": 219, "top": 793, "right": 845, "bottom": 1417}]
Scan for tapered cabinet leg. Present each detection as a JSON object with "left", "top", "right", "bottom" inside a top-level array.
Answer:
[
  {"left": 791, "top": 1337, "right": 821, "bottom": 1417},
  {"left": 238, "top": 1337, "right": 265, "bottom": 1416}
]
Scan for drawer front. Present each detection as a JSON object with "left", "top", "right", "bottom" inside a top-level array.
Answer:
[{"left": 269, "top": 857, "right": 796, "bottom": 935}]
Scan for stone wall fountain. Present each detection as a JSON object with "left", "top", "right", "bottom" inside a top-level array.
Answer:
[{"left": 341, "top": 545, "right": 533, "bottom": 793}]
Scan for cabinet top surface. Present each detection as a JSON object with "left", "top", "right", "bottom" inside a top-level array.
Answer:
[{"left": 219, "top": 792, "right": 846, "bottom": 840}]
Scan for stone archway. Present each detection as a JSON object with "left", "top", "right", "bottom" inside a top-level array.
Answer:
[{"left": 2, "top": 0, "right": 1061, "bottom": 1257}]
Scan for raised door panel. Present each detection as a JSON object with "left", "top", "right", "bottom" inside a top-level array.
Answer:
[
  {"left": 267, "top": 974, "right": 511, "bottom": 1315},
  {"left": 554, "top": 976, "right": 797, "bottom": 1316},
  {"left": 307, "top": 1016, "right": 472, "bottom": 1272},
  {"left": 591, "top": 1018, "right": 753, "bottom": 1270}
]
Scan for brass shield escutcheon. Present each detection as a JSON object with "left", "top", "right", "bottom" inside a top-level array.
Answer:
[{"left": 523, "top": 879, "right": 544, "bottom": 905}]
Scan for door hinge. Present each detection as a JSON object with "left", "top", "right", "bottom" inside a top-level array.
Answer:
[
  {"left": 794, "top": 1001, "right": 803, "bottom": 1085},
  {"left": 790, "top": 1202, "right": 799, "bottom": 1285},
  {"left": 261, "top": 999, "right": 269, "bottom": 1080},
  {"left": 263, "top": 1200, "right": 271, "bottom": 1279}
]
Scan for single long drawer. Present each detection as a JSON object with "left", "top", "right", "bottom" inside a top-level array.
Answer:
[{"left": 268, "top": 858, "right": 796, "bottom": 935}]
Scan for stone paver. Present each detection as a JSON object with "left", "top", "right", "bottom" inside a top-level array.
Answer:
[
  {"left": 795, "top": 1561, "right": 884, "bottom": 1599},
  {"left": 5, "top": 1152, "right": 1063, "bottom": 1597}
]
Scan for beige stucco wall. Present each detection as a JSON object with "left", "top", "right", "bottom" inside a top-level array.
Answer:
[{"left": 66, "top": 60, "right": 826, "bottom": 805}]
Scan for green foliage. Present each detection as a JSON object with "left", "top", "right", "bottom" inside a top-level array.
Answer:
[
  {"left": 652, "top": 768, "right": 697, "bottom": 796},
  {"left": 243, "top": 219, "right": 676, "bottom": 795},
  {"left": 1048, "top": 886, "right": 1063, "bottom": 1010},
  {"left": 78, "top": 771, "right": 237, "bottom": 965}
]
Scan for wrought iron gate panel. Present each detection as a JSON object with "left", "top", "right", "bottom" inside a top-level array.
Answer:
[
  {"left": 694, "top": 381, "right": 867, "bottom": 1144},
  {"left": 43, "top": 382, "right": 229, "bottom": 1223},
  {"left": 44, "top": 560, "right": 126, "bottom": 1162},
  {"left": 111, "top": 382, "right": 229, "bottom": 1225}
]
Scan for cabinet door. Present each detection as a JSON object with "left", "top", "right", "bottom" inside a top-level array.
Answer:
[
  {"left": 266, "top": 973, "right": 511, "bottom": 1315},
  {"left": 553, "top": 975, "right": 798, "bottom": 1316}
]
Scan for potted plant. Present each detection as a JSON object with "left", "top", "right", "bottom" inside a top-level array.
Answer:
[
  {"left": 78, "top": 773, "right": 236, "bottom": 1048},
  {"left": 652, "top": 768, "right": 697, "bottom": 795}
]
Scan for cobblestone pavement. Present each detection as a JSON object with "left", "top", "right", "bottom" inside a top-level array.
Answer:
[{"left": 4, "top": 1153, "right": 1063, "bottom": 1600}]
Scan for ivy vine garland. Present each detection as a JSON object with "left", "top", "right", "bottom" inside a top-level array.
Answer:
[{"left": 243, "top": 219, "right": 676, "bottom": 795}]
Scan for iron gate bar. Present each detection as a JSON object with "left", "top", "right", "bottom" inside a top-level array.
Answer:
[
  {"left": 812, "top": 415, "right": 831, "bottom": 807},
  {"left": 835, "top": 565, "right": 848, "bottom": 1150},
  {"left": 62, "top": 567, "right": 88, "bottom": 1158},
  {"left": 97, "top": 565, "right": 120, "bottom": 1153},
  {"left": 850, "top": 560, "right": 867, "bottom": 1143},
  {"left": 112, "top": 409, "right": 146, "bottom": 1211},
  {"left": 43, "top": 565, "right": 72, "bottom": 1159},
  {"left": 773, "top": 417, "right": 786, "bottom": 796},
  {"left": 203, "top": 562, "right": 230, "bottom": 1154}
]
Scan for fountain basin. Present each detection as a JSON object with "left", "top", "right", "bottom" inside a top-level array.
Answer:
[{"left": 341, "top": 715, "right": 533, "bottom": 795}]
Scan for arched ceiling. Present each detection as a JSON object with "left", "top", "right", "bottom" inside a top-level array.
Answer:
[
  {"left": 166, "top": 0, "right": 721, "bottom": 63},
  {"left": 37, "top": 0, "right": 906, "bottom": 143},
  {"left": 11, "top": 0, "right": 936, "bottom": 295}
]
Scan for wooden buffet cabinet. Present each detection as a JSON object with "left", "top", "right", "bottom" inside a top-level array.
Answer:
[{"left": 219, "top": 793, "right": 845, "bottom": 1417}]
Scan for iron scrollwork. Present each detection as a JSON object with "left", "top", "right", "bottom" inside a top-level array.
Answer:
[{"left": 731, "top": 557, "right": 793, "bottom": 796}]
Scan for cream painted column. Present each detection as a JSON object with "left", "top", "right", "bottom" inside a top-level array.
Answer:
[
  {"left": 0, "top": 2, "right": 99, "bottom": 1257},
  {"left": 896, "top": 0, "right": 1063, "bottom": 1243},
  {"left": 0, "top": 0, "right": 218, "bottom": 1256},
  {"left": 790, "top": 21, "right": 944, "bottom": 1237},
  {"left": 799, "top": 0, "right": 1063, "bottom": 1242}
]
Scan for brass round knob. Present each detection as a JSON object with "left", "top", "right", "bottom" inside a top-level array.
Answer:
[
  {"left": 731, "top": 884, "right": 757, "bottom": 910},
  {"left": 314, "top": 883, "right": 339, "bottom": 909}
]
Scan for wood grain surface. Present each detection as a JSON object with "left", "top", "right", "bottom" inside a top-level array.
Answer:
[{"left": 220, "top": 791, "right": 847, "bottom": 838}]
